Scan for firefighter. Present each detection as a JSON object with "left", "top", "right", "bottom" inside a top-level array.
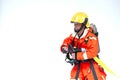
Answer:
[{"left": 60, "top": 12, "right": 106, "bottom": 80}]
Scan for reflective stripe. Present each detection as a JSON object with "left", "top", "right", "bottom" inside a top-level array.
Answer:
[
  {"left": 101, "top": 75, "right": 106, "bottom": 80},
  {"left": 83, "top": 52, "right": 88, "bottom": 59},
  {"left": 89, "top": 36, "right": 97, "bottom": 40},
  {"left": 82, "top": 48, "right": 88, "bottom": 59},
  {"left": 63, "top": 43, "right": 68, "bottom": 46}
]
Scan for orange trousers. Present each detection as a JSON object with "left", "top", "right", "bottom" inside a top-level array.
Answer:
[{"left": 70, "top": 61, "right": 106, "bottom": 80}]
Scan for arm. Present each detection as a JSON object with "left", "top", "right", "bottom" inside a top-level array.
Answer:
[
  {"left": 60, "top": 34, "right": 73, "bottom": 53},
  {"left": 76, "top": 36, "right": 99, "bottom": 60}
]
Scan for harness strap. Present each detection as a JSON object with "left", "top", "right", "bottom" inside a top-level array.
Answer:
[
  {"left": 75, "top": 62, "right": 81, "bottom": 80},
  {"left": 89, "top": 60, "right": 98, "bottom": 80},
  {"left": 75, "top": 59, "right": 98, "bottom": 80}
]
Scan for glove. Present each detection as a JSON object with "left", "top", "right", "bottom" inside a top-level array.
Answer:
[
  {"left": 67, "top": 59, "right": 78, "bottom": 65},
  {"left": 68, "top": 44, "right": 82, "bottom": 53},
  {"left": 61, "top": 47, "right": 68, "bottom": 53}
]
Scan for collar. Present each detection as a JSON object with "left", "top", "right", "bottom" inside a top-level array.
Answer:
[
  {"left": 80, "top": 28, "right": 89, "bottom": 38},
  {"left": 72, "top": 28, "right": 89, "bottom": 39}
]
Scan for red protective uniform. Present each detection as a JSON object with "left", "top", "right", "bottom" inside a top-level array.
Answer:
[{"left": 60, "top": 29, "right": 106, "bottom": 80}]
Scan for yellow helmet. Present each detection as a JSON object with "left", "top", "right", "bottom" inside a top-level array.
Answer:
[{"left": 71, "top": 12, "right": 90, "bottom": 28}]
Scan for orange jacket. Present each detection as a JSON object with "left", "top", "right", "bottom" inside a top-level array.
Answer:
[{"left": 60, "top": 28, "right": 99, "bottom": 60}]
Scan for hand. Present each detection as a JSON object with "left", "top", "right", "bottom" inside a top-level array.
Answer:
[{"left": 61, "top": 47, "right": 68, "bottom": 53}]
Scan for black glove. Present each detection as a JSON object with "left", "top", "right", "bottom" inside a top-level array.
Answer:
[
  {"left": 68, "top": 44, "right": 81, "bottom": 53},
  {"left": 67, "top": 59, "right": 78, "bottom": 65},
  {"left": 61, "top": 47, "right": 68, "bottom": 53}
]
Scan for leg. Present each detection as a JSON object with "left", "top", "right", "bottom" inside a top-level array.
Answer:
[
  {"left": 70, "top": 64, "right": 84, "bottom": 80},
  {"left": 85, "top": 62, "right": 106, "bottom": 80}
]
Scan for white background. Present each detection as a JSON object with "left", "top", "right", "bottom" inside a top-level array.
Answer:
[{"left": 0, "top": 0, "right": 120, "bottom": 80}]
